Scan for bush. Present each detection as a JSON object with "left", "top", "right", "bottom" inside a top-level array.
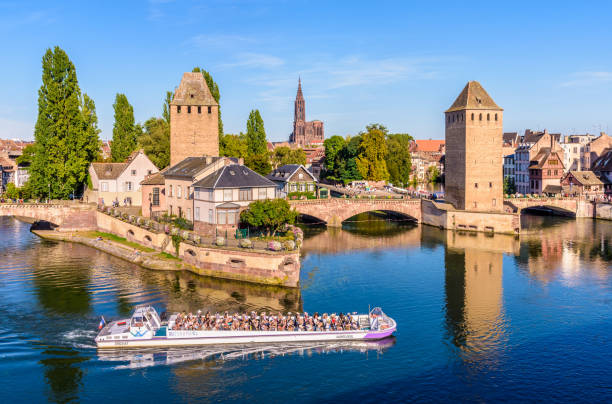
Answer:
[
  {"left": 283, "top": 240, "right": 295, "bottom": 250},
  {"left": 288, "top": 191, "right": 316, "bottom": 200},
  {"left": 239, "top": 238, "right": 252, "bottom": 248},
  {"left": 215, "top": 237, "right": 226, "bottom": 246},
  {"left": 240, "top": 199, "right": 298, "bottom": 237},
  {"left": 268, "top": 241, "right": 282, "bottom": 251}
]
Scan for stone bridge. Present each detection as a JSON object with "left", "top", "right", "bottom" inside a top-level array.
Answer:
[
  {"left": 0, "top": 203, "right": 98, "bottom": 231},
  {"left": 289, "top": 198, "right": 422, "bottom": 227},
  {"left": 503, "top": 197, "right": 594, "bottom": 218}
]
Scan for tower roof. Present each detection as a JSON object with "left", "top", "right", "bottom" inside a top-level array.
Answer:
[
  {"left": 446, "top": 81, "right": 502, "bottom": 112},
  {"left": 296, "top": 77, "right": 303, "bottom": 99},
  {"left": 171, "top": 72, "right": 218, "bottom": 106}
]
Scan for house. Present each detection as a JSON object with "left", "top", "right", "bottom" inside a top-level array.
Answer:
[
  {"left": 88, "top": 150, "right": 158, "bottom": 206},
  {"left": 528, "top": 148, "right": 565, "bottom": 195},
  {"left": 192, "top": 164, "right": 277, "bottom": 236},
  {"left": 591, "top": 149, "right": 612, "bottom": 194},
  {"left": 140, "top": 172, "right": 166, "bottom": 218},
  {"left": 583, "top": 132, "right": 612, "bottom": 169},
  {"left": 561, "top": 171, "right": 605, "bottom": 197},
  {"left": 560, "top": 134, "right": 596, "bottom": 171},
  {"left": 162, "top": 156, "right": 238, "bottom": 221},
  {"left": 0, "top": 158, "right": 14, "bottom": 193},
  {"left": 266, "top": 164, "right": 318, "bottom": 198},
  {"left": 515, "top": 130, "right": 563, "bottom": 194}
]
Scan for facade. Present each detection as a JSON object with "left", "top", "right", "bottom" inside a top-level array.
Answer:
[
  {"left": 89, "top": 150, "right": 159, "bottom": 206},
  {"left": 192, "top": 165, "right": 277, "bottom": 236},
  {"left": 410, "top": 140, "right": 445, "bottom": 182},
  {"left": 266, "top": 164, "right": 318, "bottom": 198},
  {"left": 444, "top": 81, "right": 503, "bottom": 212},
  {"left": 514, "top": 131, "right": 563, "bottom": 195},
  {"left": 289, "top": 79, "right": 324, "bottom": 147},
  {"left": 140, "top": 172, "right": 166, "bottom": 218},
  {"left": 560, "top": 134, "right": 596, "bottom": 171},
  {"left": 170, "top": 72, "right": 219, "bottom": 166},
  {"left": 503, "top": 153, "right": 515, "bottom": 184},
  {"left": 0, "top": 158, "right": 14, "bottom": 193},
  {"left": 163, "top": 156, "right": 236, "bottom": 221},
  {"left": 528, "top": 148, "right": 565, "bottom": 195},
  {"left": 583, "top": 132, "right": 612, "bottom": 170},
  {"left": 561, "top": 171, "right": 604, "bottom": 197}
]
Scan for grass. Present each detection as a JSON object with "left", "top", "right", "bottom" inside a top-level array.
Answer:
[
  {"left": 157, "top": 252, "right": 180, "bottom": 260},
  {"left": 86, "top": 231, "right": 155, "bottom": 253}
]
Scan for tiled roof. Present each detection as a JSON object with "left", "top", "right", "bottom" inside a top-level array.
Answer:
[
  {"left": 446, "top": 81, "right": 502, "bottom": 112},
  {"left": 503, "top": 132, "right": 519, "bottom": 145},
  {"left": 91, "top": 162, "right": 128, "bottom": 180},
  {"left": 591, "top": 149, "right": 612, "bottom": 172},
  {"left": 413, "top": 139, "right": 445, "bottom": 153},
  {"left": 171, "top": 72, "right": 218, "bottom": 106},
  {"left": 140, "top": 172, "right": 165, "bottom": 185},
  {"left": 194, "top": 164, "right": 275, "bottom": 189},
  {"left": 163, "top": 156, "right": 222, "bottom": 179},
  {"left": 568, "top": 171, "right": 604, "bottom": 186},
  {"left": 266, "top": 164, "right": 317, "bottom": 183}
]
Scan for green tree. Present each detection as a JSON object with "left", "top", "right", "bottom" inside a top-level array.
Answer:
[
  {"left": 162, "top": 91, "right": 173, "bottom": 124},
  {"left": 16, "top": 144, "right": 36, "bottom": 167},
  {"left": 355, "top": 124, "right": 389, "bottom": 181},
  {"left": 246, "top": 109, "right": 267, "bottom": 155},
  {"left": 385, "top": 133, "right": 413, "bottom": 186},
  {"left": 4, "top": 183, "right": 19, "bottom": 199},
  {"left": 323, "top": 135, "right": 346, "bottom": 174},
  {"left": 28, "top": 46, "right": 101, "bottom": 199},
  {"left": 138, "top": 117, "right": 170, "bottom": 169},
  {"left": 240, "top": 199, "right": 298, "bottom": 237},
  {"left": 427, "top": 165, "right": 441, "bottom": 183},
  {"left": 245, "top": 153, "right": 272, "bottom": 176},
  {"left": 192, "top": 67, "right": 223, "bottom": 135},
  {"left": 220, "top": 133, "right": 248, "bottom": 158},
  {"left": 272, "top": 146, "right": 306, "bottom": 167},
  {"left": 111, "top": 93, "right": 137, "bottom": 162},
  {"left": 504, "top": 176, "right": 516, "bottom": 194}
]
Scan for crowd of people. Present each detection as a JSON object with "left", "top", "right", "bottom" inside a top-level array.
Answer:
[{"left": 171, "top": 311, "right": 361, "bottom": 332}]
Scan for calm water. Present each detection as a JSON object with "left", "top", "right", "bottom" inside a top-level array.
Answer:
[{"left": 0, "top": 214, "right": 611, "bottom": 403}]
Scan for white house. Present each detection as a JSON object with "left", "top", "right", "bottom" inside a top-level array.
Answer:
[{"left": 88, "top": 150, "right": 158, "bottom": 206}]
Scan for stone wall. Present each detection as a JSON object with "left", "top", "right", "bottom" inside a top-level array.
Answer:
[
  {"left": 421, "top": 199, "right": 519, "bottom": 234},
  {"left": 0, "top": 203, "right": 97, "bottom": 231},
  {"left": 595, "top": 203, "right": 612, "bottom": 221}
]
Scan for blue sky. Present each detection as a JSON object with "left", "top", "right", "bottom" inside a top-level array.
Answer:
[{"left": 2, "top": 0, "right": 612, "bottom": 142}]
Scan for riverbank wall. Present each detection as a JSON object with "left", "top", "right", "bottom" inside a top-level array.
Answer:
[
  {"left": 595, "top": 203, "right": 612, "bottom": 221},
  {"left": 421, "top": 199, "right": 519, "bottom": 234}
]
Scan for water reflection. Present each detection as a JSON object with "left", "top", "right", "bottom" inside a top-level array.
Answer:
[{"left": 39, "top": 346, "right": 88, "bottom": 403}]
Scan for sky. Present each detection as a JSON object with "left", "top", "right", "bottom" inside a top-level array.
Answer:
[{"left": 2, "top": 0, "right": 612, "bottom": 142}]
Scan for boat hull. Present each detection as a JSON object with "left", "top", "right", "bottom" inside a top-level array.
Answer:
[{"left": 96, "top": 327, "right": 396, "bottom": 349}]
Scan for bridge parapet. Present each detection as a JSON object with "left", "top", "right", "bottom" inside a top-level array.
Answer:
[{"left": 0, "top": 202, "right": 97, "bottom": 230}]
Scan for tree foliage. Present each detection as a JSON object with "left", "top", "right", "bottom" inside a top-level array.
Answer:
[
  {"left": 138, "top": 117, "right": 170, "bottom": 169},
  {"left": 323, "top": 135, "right": 346, "bottom": 173},
  {"left": 245, "top": 153, "right": 272, "bottom": 176},
  {"left": 240, "top": 199, "right": 298, "bottom": 237},
  {"left": 28, "top": 46, "right": 100, "bottom": 199},
  {"left": 322, "top": 135, "right": 362, "bottom": 183},
  {"left": 220, "top": 133, "right": 247, "bottom": 158},
  {"left": 246, "top": 109, "right": 267, "bottom": 156},
  {"left": 192, "top": 67, "right": 223, "bottom": 135},
  {"left": 355, "top": 124, "right": 389, "bottom": 181},
  {"left": 427, "top": 165, "right": 441, "bottom": 183},
  {"left": 16, "top": 144, "right": 36, "bottom": 167},
  {"left": 504, "top": 176, "right": 516, "bottom": 194},
  {"left": 272, "top": 146, "right": 306, "bottom": 167},
  {"left": 385, "top": 133, "right": 413, "bottom": 186},
  {"left": 111, "top": 93, "right": 138, "bottom": 162}
]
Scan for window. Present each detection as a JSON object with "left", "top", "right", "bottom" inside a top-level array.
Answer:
[
  {"left": 495, "top": 113, "right": 498, "bottom": 121},
  {"left": 177, "top": 106, "right": 181, "bottom": 113},
  {"left": 547, "top": 170, "right": 551, "bottom": 176},
  {"left": 258, "top": 188, "right": 268, "bottom": 199},
  {"left": 475, "top": 183, "right": 478, "bottom": 188},
  {"left": 187, "top": 106, "right": 191, "bottom": 114},
  {"left": 186, "top": 208, "right": 191, "bottom": 221},
  {"left": 471, "top": 113, "right": 474, "bottom": 120},
  {"left": 239, "top": 188, "right": 252, "bottom": 201},
  {"left": 195, "top": 207, "right": 200, "bottom": 220},
  {"left": 492, "top": 198, "right": 496, "bottom": 206},
  {"left": 489, "top": 182, "right": 492, "bottom": 188},
  {"left": 487, "top": 113, "right": 490, "bottom": 121},
  {"left": 208, "top": 209, "right": 213, "bottom": 223},
  {"left": 208, "top": 106, "right": 212, "bottom": 114},
  {"left": 217, "top": 210, "right": 226, "bottom": 225},
  {"left": 223, "top": 189, "right": 233, "bottom": 201},
  {"left": 554, "top": 170, "right": 558, "bottom": 176},
  {"left": 169, "top": 185, "right": 173, "bottom": 197},
  {"left": 298, "top": 173, "right": 304, "bottom": 179},
  {"left": 227, "top": 210, "right": 237, "bottom": 225},
  {"left": 152, "top": 188, "right": 160, "bottom": 206},
  {"left": 131, "top": 169, "right": 136, "bottom": 176},
  {"left": 479, "top": 113, "right": 482, "bottom": 121},
  {"left": 308, "top": 183, "right": 314, "bottom": 191},
  {"left": 198, "top": 106, "right": 201, "bottom": 113},
  {"left": 147, "top": 170, "right": 152, "bottom": 175},
  {"left": 177, "top": 185, "right": 182, "bottom": 199},
  {"left": 195, "top": 188, "right": 200, "bottom": 200},
  {"left": 126, "top": 182, "right": 133, "bottom": 191},
  {"left": 299, "top": 183, "right": 305, "bottom": 192}
]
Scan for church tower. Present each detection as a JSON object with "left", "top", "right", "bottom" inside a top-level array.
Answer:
[
  {"left": 445, "top": 81, "right": 503, "bottom": 212},
  {"left": 294, "top": 78, "right": 305, "bottom": 122},
  {"left": 170, "top": 72, "right": 219, "bottom": 166},
  {"left": 289, "top": 78, "right": 324, "bottom": 146}
]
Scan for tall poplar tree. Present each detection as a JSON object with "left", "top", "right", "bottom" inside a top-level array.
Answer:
[
  {"left": 356, "top": 124, "right": 389, "bottom": 181},
  {"left": 29, "top": 46, "right": 100, "bottom": 199},
  {"left": 192, "top": 67, "right": 223, "bottom": 135},
  {"left": 246, "top": 109, "right": 267, "bottom": 155},
  {"left": 111, "top": 93, "right": 137, "bottom": 162}
]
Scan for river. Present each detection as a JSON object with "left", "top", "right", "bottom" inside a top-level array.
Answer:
[{"left": 0, "top": 214, "right": 611, "bottom": 402}]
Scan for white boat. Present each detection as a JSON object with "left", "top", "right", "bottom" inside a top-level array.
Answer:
[{"left": 95, "top": 306, "right": 397, "bottom": 348}]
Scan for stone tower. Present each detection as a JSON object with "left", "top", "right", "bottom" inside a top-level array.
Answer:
[
  {"left": 170, "top": 72, "right": 219, "bottom": 166},
  {"left": 445, "top": 81, "right": 503, "bottom": 212},
  {"left": 289, "top": 79, "right": 324, "bottom": 146}
]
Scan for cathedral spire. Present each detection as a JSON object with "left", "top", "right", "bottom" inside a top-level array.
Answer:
[{"left": 294, "top": 77, "right": 305, "bottom": 122}]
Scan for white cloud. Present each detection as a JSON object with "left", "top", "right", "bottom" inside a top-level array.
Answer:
[{"left": 561, "top": 71, "right": 612, "bottom": 87}]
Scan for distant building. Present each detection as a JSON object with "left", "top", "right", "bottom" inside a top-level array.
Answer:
[
  {"left": 266, "top": 164, "right": 318, "bottom": 198},
  {"left": 444, "top": 81, "right": 503, "bottom": 211},
  {"left": 561, "top": 171, "right": 604, "bottom": 197},
  {"left": 289, "top": 79, "right": 324, "bottom": 147},
  {"left": 140, "top": 172, "right": 166, "bottom": 218},
  {"left": 88, "top": 150, "right": 158, "bottom": 206},
  {"left": 583, "top": 132, "right": 612, "bottom": 170},
  {"left": 409, "top": 139, "right": 445, "bottom": 182},
  {"left": 527, "top": 148, "right": 565, "bottom": 195},
  {"left": 100, "top": 141, "right": 112, "bottom": 161},
  {"left": 503, "top": 153, "right": 515, "bottom": 184},
  {"left": 192, "top": 164, "right": 276, "bottom": 236},
  {"left": 515, "top": 130, "right": 563, "bottom": 194},
  {"left": 591, "top": 149, "right": 612, "bottom": 194},
  {"left": 170, "top": 72, "right": 219, "bottom": 166},
  {"left": 560, "top": 133, "right": 596, "bottom": 171}
]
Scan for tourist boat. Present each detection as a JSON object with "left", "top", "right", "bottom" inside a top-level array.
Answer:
[{"left": 95, "top": 306, "right": 396, "bottom": 348}]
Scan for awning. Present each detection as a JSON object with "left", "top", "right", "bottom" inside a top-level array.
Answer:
[{"left": 216, "top": 202, "right": 241, "bottom": 209}]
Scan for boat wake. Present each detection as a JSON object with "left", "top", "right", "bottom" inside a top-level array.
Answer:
[
  {"left": 63, "top": 329, "right": 99, "bottom": 349},
  {"left": 97, "top": 337, "right": 396, "bottom": 369}
]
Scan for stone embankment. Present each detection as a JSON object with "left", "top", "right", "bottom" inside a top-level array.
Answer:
[{"left": 595, "top": 203, "right": 612, "bottom": 221}]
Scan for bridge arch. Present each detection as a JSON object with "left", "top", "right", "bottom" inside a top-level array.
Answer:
[{"left": 520, "top": 205, "right": 576, "bottom": 217}]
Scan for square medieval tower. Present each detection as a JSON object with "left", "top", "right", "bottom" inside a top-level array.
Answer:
[
  {"left": 170, "top": 72, "right": 219, "bottom": 166},
  {"left": 445, "top": 81, "right": 503, "bottom": 212}
]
